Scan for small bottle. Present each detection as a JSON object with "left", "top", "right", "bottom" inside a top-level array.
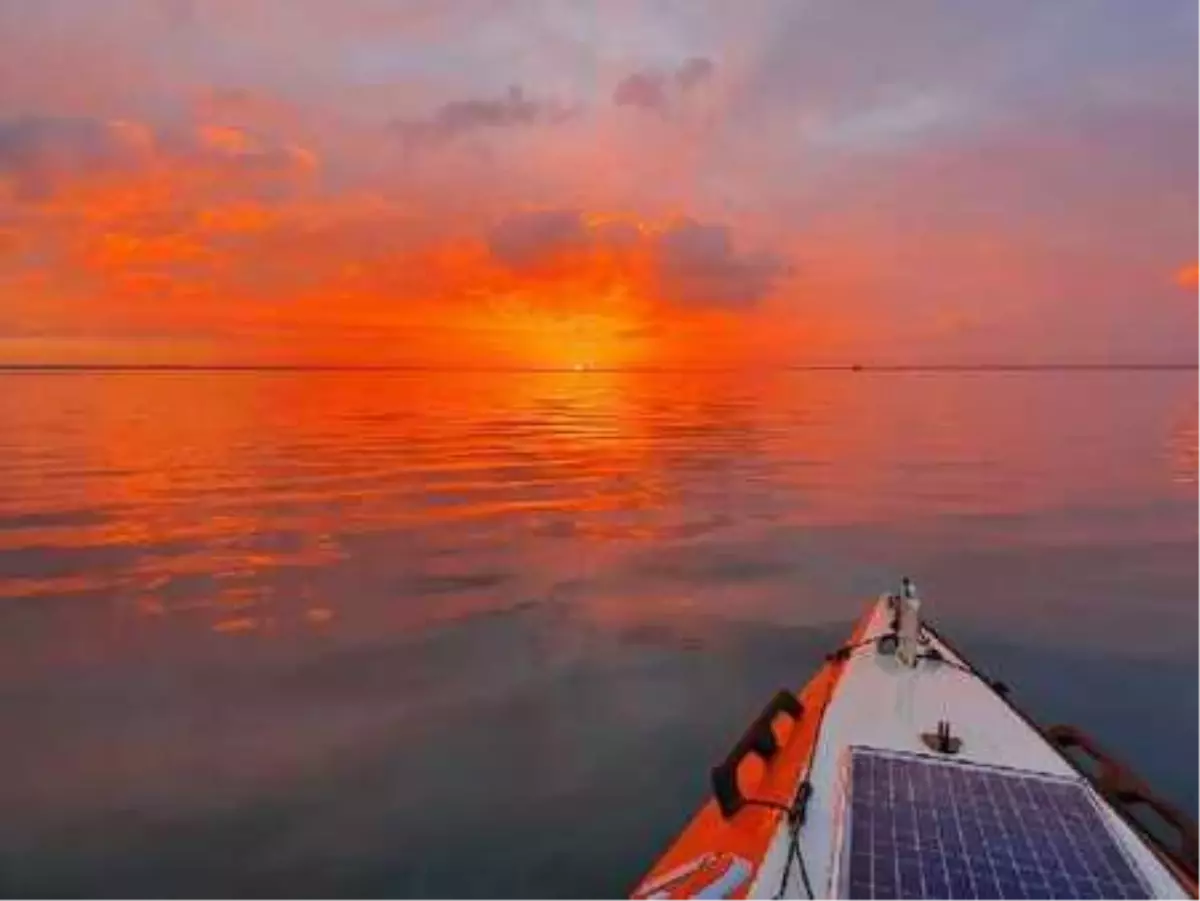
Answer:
[{"left": 897, "top": 578, "right": 921, "bottom": 667}]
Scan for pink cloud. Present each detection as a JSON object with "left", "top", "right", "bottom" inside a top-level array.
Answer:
[
  {"left": 614, "top": 58, "right": 717, "bottom": 114},
  {"left": 486, "top": 209, "right": 786, "bottom": 308},
  {"left": 0, "top": 115, "right": 316, "bottom": 203},
  {"left": 0, "top": 117, "right": 152, "bottom": 199}
]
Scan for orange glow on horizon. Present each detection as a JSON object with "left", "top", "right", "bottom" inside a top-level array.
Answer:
[{"left": 2, "top": 168, "right": 845, "bottom": 366}]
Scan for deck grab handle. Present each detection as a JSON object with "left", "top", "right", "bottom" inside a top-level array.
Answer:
[
  {"left": 711, "top": 690, "right": 803, "bottom": 819},
  {"left": 1046, "top": 724, "right": 1198, "bottom": 882}
]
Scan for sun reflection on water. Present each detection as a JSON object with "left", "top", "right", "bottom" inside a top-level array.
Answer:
[{"left": 0, "top": 369, "right": 1193, "bottom": 662}]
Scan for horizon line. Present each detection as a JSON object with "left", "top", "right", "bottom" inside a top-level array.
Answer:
[{"left": 0, "top": 362, "right": 1195, "bottom": 373}]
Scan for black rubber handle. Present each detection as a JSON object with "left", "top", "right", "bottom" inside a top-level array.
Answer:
[
  {"left": 1047, "top": 724, "right": 1198, "bottom": 879},
  {"left": 711, "top": 690, "right": 804, "bottom": 819}
]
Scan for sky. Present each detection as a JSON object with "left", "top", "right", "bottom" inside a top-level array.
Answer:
[{"left": 0, "top": 0, "right": 1195, "bottom": 367}]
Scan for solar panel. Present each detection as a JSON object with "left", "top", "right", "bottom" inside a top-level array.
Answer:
[{"left": 839, "top": 747, "right": 1151, "bottom": 899}]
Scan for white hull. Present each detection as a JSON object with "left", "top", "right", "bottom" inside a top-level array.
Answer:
[
  {"left": 635, "top": 592, "right": 1195, "bottom": 900},
  {"left": 752, "top": 595, "right": 1188, "bottom": 899}
]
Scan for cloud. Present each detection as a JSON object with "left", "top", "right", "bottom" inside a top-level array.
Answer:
[
  {"left": 675, "top": 57, "right": 716, "bottom": 92},
  {"left": 613, "top": 72, "right": 670, "bottom": 115},
  {"left": 613, "top": 57, "right": 716, "bottom": 114},
  {"left": 486, "top": 209, "right": 785, "bottom": 308},
  {"left": 192, "top": 87, "right": 308, "bottom": 135},
  {"left": 0, "top": 116, "right": 152, "bottom": 198},
  {"left": 1, "top": 3, "right": 1193, "bottom": 365},
  {"left": 391, "top": 86, "right": 576, "bottom": 148},
  {"left": 486, "top": 210, "right": 644, "bottom": 267},
  {"left": 0, "top": 114, "right": 316, "bottom": 203},
  {"left": 654, "top": 219, "right": 786, "bottom": 308},
  {"left": 0, "top": 227, "right": 18, "bottom": 258},
  {"left": 189, "top": 123, "right": 318, "bottom": 174},
  {"left": 0, "top": 112, "right": 325, "bottom": 329},
  {"left": 487, "top": 209, "right": 589, "bottom": 268}
]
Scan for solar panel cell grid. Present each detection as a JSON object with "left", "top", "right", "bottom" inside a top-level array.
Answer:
[{"left": 842, "top": 748, "right": 1150, "bottom": 899}]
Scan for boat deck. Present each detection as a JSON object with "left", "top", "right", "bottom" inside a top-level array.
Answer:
[{"left": 750, "top": 596, "right": 1189, "bottom": 899}]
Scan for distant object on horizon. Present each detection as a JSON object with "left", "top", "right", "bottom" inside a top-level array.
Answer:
[{"left": 852, "top": 364, "right": 863, "bottom": 372}]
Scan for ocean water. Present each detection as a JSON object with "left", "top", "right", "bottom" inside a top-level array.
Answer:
[{"left": 0, "top": 369, "right": 1194, "bottom": 897}]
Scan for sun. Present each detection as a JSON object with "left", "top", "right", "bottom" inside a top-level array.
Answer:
[{"left": 477, "top": 302, "right": 652, "bottom": 370}]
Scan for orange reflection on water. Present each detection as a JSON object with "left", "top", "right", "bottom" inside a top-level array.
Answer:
[
  {"left": 1167, "top": 398, "right": 1197, "bottom": 485},
  {"left": 0, "top": 369, "right": 1194, "bottom": 667},
  {"left": 0, "top": 373, "right": 347, "bottom": 648}
]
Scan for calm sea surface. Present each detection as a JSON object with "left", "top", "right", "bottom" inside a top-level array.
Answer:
[{"left": 0, "top": 370, "right": 1195, "bottom": 897}]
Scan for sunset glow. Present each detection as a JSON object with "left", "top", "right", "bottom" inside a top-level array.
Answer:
[
  {"left": 0, "top": 1, "right": 1195, "bottom": 366},
  {"left": 1177, "top": 263, "right": 1200, "bottom": 291}
]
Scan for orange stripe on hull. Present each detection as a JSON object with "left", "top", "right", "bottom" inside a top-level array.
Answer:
[{"left": 632, "top": 610, "right": 876, "bottom": 899}]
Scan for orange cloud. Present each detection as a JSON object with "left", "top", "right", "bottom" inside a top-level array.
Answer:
[
  {"left": 0, "top": 227, "right": 19, "bottom": 257},
  {"left": 1175, "top": 263, "right": 1198, "bottom": 290},
  {"left": 197, "top": 202, "right": 283, "bottom": 234},
  {"left": 82, "top": 230, "right": 213, "bottom": 272},
  {"left": 0, "top": 115, "right": 317, "bottom": 208},
  {"left": 197, "top": 124, "right": 256, "bottom": 155},
  {"left": 0, "top": 110, "right": 826, "bottom": 369}
]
